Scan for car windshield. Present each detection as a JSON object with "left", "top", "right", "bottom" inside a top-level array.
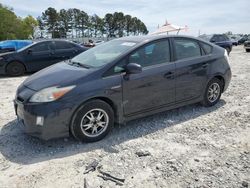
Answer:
[
  {"left": 17, "top": 42, "right": 36, "bottom": 52},
  {"left": 71, "top": 40, "right": 137, "bottom": 68}
]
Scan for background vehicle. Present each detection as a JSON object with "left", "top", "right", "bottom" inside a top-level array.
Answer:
[
  {"left": 94, "top": 40, "right": 105, "bottom": 46},
  {"left": 244, "top": 40, "right": 250, "bottom": 52},
  {"left": 199, "top": 34, "right": 232, "bottom": 54},
  {"left": 0, "top": 40, "right": 32, "bottom": 54},
  {"left": 230, "top": 38, "right": 238, "bottom": 46},
  {"left": 0, "top": 39, "right": 88, "bottom": 76},
  {"left": 14, "top": 35, "right": 231, "bottom": 142},
  {"left": 238, "top": 36, "right": 249, "bottom": 45}
]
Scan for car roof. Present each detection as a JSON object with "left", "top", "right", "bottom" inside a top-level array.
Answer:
[
  {"left": 33, "top": 39, "right": 73, "bottom": 43},
  {"left": 116, "top": 34, "right": 204, "bottom": 44}
]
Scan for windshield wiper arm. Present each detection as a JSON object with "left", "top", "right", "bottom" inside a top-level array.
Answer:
[{"left": 68, "top": 60, "right": 91, "bottom": 69}]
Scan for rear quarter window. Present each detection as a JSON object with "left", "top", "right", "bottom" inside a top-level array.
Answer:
[
  {"left": 200, "top": 42, "right": 213, "bottom": 54},
  {"left": 55, "top": 41, "right": 75, "bottom": 50},
  {"left": 174, "top": 38, "right": 202, "bottom": 60}
]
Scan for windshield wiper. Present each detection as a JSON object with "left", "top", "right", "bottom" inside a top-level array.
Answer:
[{"left": 68, "top": 60, "right": 92, "bottom": 69}]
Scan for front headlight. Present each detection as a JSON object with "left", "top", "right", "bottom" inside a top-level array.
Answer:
[{"left": 30, "top": 85, "right": 75, "bottom": 103}]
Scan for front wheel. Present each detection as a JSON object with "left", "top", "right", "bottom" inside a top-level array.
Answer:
[
  {"left": 6, "top": 61, "right": 25, "bottom": 76},
  {"left": 201, "top": 78, "right": 223, "bottom": 107},
  {"left": 246, "top": 49, "right": 250, "bottom": 53},
  {"left": 70, "top": 100, "right": 114, "bottom": 142}
]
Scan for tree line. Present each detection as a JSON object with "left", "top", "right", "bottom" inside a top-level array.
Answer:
[
  {"left": 0, "top": 4, "right": 38, "bottom": 40},
  {"left": 38, "top": 7, "right": 148, "bottom": 39}
]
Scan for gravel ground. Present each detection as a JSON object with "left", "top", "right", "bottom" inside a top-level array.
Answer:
[{"left": 0, "top": 46, "right": 249, "bottom": 188}]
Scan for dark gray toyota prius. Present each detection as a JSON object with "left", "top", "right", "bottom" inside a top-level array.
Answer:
[{"left": 14, "top": 35, "right": 231, "bottom": 142}]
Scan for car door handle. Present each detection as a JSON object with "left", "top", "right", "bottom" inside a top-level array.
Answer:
[
  {"left": 202, "top": 63, "right": 208, "bottom": 68},
  {"left": 164, "top": 72, "right": 174, "bottom": 79}
]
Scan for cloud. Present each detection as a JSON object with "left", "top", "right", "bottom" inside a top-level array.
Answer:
[{"left": 1, "top": 0, "right": 250, "bottom": 35}]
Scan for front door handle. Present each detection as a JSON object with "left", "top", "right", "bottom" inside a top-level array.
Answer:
[
  {"left": 164, "top": 72, "right": 174, "bottom": 79},
  {"left": 202, "top": 63, "right": 208, "bottom": 68}
]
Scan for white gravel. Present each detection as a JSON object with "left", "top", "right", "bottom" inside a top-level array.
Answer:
[{"left": 0, "top": 46, "right": 249, "bottom": 188}]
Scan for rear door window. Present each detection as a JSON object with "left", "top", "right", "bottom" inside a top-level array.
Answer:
[
  {"left": 54, "top": 41, "right": 75, "bottom": 50},
  {"left": 174, "top": 38, "right": 202, "bottom": 60},
  {"left": 200, "top": 42, "right": 213, "bottom": 55}
]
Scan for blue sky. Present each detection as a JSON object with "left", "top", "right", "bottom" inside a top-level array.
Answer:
[{"left": 1, "top": 0, "right": 250, "bottom": 36}]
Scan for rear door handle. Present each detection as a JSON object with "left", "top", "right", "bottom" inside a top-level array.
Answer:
[
  {"left": 202, "top": 63, "right": 208, "bottom": 68},
  {"left": 164, "top": 71, "right": 174, "bottom": 79}
]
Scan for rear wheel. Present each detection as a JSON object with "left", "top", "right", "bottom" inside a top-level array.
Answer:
[
  {"left": 70, "top": 100, "right": 114, "bottom": 142},
  {"left": 6, "top": 61, "right": 25, "bottom": 76},
  {"left": 202, "top": 78, "right": 223, "bottom": 107}
]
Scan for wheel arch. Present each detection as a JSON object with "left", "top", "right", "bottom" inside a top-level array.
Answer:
[
  {"left": 6, "top": 60, "right": 27, "bottom": 72},
  {"left": 69, "top": 96, "right": 120, "bottom": 133},
  {"left": 213, "top": 75, "right": 225, "bottom": 92}
]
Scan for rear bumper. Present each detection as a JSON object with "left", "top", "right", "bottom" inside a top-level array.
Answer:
[
  {"left": 14, "top": 99, "right": 74, "bottom": 140},
  {"left": 223, "top": 68, "right": 232, "bottom": 92}
]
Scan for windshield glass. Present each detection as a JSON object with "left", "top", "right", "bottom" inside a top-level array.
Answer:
[
  {"left": 17, "top": 42, "right": 36, "bottom": 52},
  {"left": 72, "top": 40, "right": 137, "bottom": 68}
]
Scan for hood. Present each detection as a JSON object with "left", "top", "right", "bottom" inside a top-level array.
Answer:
[
  {"left": 0, "top": 51, "right": 16, "bottom": 57},
  {"left": 23, "top": 62, "right": 94, "bottom": 91}
]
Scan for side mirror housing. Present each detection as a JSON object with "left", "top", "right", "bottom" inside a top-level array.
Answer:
[
  {"left": 27, "top": 49, "right": 33, "bottom": 54},
  {"left": 125, "top": 63, "right": 142, "bottom": 74}
]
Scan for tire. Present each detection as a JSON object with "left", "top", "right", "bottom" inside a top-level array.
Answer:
[
  {"left": 201, "top": 78, "right": 223, "bottom": 107},
  {"left": 246, "top": 49, "right": 250, "bottom": 53},
  {"left": 6, "top": 61, "right": 25, "bottom": 76},
  {"left": 70, "top": 100, "right": 114, "bottom": 142}
]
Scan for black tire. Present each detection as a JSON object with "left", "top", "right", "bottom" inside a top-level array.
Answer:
[
  {"left": 201, "top": 78, "right": 223, "bottom": 107},
  {"left": 246, "top": 49, "right": 250, "bottom": 53},
  {"left": 70, "top": 100, "right": 114, "bottom": 142},
  {"left": 6, "top": 61, "right": 25, "bottom": 76}
]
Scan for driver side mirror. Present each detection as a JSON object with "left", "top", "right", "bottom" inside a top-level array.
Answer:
[
  {"left": 125, "top": 63, "right": 142, "bottom": 74},
  {"left": 27, "top": 49, "right": 33, "bottom": 54}
]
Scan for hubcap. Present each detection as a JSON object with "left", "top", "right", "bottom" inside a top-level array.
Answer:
[
  {"left": 80, "top": 109, "right": 109, "bottom": 137},
  {"left": 207, "top": 83, "right": 220, "bottom": 103},
  {"left": 12, "top": 66, "right": 20, "bottom": 74}
]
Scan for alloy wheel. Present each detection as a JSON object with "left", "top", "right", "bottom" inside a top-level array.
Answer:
[
  {"left": 80, "top": 108, "right": 109, "bottom": 137},
  {"left": 207, "top": 83, "right": 220, "bottom": 103}
]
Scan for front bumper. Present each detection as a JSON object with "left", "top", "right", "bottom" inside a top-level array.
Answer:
[
  {"left": 14, "top": 99, "right": 74, "bottom": 140},
  {"left": 244, "top": 46, "right": 250, "bottom": 49}
]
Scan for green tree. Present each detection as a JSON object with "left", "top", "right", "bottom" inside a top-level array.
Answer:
[
  {"left": 0, "top": 4, "right": 38, "bottom": 40},
  {"left": 41, "top": 7, "right": 59, "bottom": 38},
  {"left": 37, "top": 7, "right": 148, "bottom": 39},
  {"left": 0, "top": 4, "right": 19, "bottom": 40},
  {"left": 21, "top": 15, "right": 38, "bottom": 38},
  {"left": 58, "top": 9, "right": 72, "bottom": 38},
  {"left": 104, "top": 13, "right": 115, "bottom": 38}
]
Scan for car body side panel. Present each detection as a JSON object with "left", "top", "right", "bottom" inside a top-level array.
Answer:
[
  {"left": 122, "top": 63, "right": 176, "bottom": 116},
  {"left": 174, "top": 55, "right": 210, "bottom": 102}
]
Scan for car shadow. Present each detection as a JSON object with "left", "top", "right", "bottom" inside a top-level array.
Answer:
[
  {"left": 0, "top": 73, "right": 32, "bottom": 79},
  {"left": 0, "top": 100, "right": 226, "bottom": 165}
]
